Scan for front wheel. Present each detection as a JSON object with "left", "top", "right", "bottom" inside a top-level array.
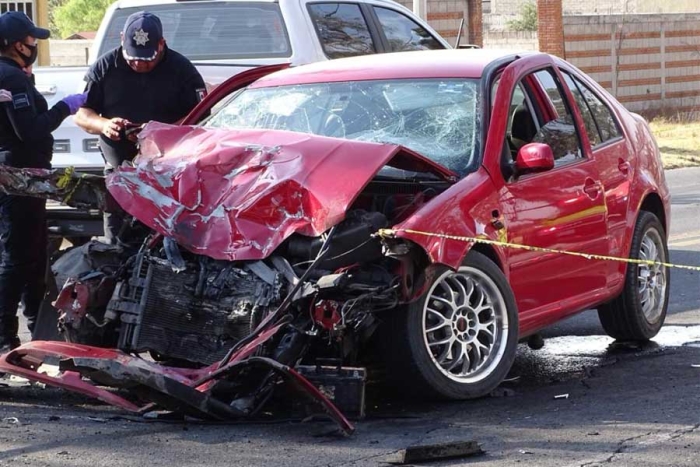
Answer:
[
  {"left": 598, "top": 211, "right": 669, "bottom": 340},
  {"left": 382, "top": 250, "right": 519, "bottom": 400}
]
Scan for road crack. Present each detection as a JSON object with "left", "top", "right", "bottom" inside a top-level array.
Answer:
[
  {"left": 578, "top": 423, "right": 700, "bottom": 466},
  {"left": 579, "top": 431, "right": 655, "bottom": 466},
  {"left": 666, "top": 423, "right": 700, "bottom": 442}
]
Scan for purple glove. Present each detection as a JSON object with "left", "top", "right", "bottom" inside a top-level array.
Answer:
[{"left": 61, "top": 92, "right": 88, "bottom": 115}]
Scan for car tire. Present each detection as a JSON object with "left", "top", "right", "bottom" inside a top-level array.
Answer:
[
  {"left": 598, "top": 211, "right": 669, "bottom": 341},
  {"left": 382, "top": 250, "right": 519, "bottom": 400}
]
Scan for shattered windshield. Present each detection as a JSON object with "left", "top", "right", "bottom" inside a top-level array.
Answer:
[{"left": 204, "top": 79, "right": 480, "bottom": 175}]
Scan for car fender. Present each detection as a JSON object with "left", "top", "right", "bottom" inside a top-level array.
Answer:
[
  {"left": 391, "top": 168, "right": 509, "bottom": 277},
  {"left": 615, "top": 114, "right": 670, "bottom": 279}
]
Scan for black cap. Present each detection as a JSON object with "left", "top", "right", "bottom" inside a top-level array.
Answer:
[
  {"left": 0, "top": 11, "right": 50, "bottom": 46},
  {"left": 122, "top": 11, "right": 163, "bottom": 61}
]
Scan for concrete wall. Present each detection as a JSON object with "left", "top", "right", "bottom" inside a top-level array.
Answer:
[
  {"left": 484, "top": 31, "right": 538, "bottom": 50},
  {"left": 635, "top": 0, "right": 700, "bottom": 13},
  {"left": 49, "top": 40, "right": 93, "bottom": 67},
  {"left": 563, "top": 14, "right": 700, "bottom": 116},
  {"left": 491, "top": 0, "right": 700, "bottom": 17}
]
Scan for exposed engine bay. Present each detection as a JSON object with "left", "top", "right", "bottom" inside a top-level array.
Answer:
[{"left": 0, "top": 126, "right": 455, "bottom": 433}]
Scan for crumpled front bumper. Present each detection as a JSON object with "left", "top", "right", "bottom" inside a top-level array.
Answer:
[{"left": 0, "top": 341, "right": 355, "bottom": 434}]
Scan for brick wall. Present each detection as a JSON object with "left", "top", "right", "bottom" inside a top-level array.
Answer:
[
  {"left": 563, "top": 14, "right": 700, "bottom": 115},
  {"left": 537, "top": 0, "right": 564, "bottom": 57}
]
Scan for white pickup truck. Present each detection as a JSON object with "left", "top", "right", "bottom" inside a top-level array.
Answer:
[{"left": 35, "top": 0, "right": 450, "bottom": 241}]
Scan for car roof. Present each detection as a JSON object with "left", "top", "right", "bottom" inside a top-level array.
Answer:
[
  {"left": 114, "top": 0, "right": 408, "bottom": 7},
  {"left": 252, "top": 49, "right": 540, "bottom": 88},
  {"left": 114, "top": 0, "right": 278, "bottom": 7}
]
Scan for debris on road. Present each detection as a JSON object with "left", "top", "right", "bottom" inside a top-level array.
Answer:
[
  {"left": 3, "top": 417, "right": 19, "bottom": 424},
  {"left": 385, "top": 440, "right": 484, "bottom": 464},
  {"left": 554, "top": 393, "right": 570, "bottom": 399},
  {"left": 519, "top": 449, "right": 534, "bottom": 454},
  {"left": 490, "top": 387, "right": 516, "bottom": 398}
]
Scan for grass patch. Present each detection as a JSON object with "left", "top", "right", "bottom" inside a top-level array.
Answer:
[{"left": 649, "top": 119, "right": 700, "bottom": 170}]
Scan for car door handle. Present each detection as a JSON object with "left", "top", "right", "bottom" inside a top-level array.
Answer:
[
  {"left": 618, "top": 158, "right": 630, "bottom": 175},
  {"left": 583, "top": 179, "right": 602, "bottom": 199},
  {"left": 35, "top": 84, "right": 57, "bottom": 96},
  {"left": 491, "top": 209, "right": 505, "bottom": 230}
]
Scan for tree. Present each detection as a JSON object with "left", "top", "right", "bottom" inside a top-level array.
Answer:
[
  {"left": 48, "top": 0, "right": 68, "bottom": 37},
  {"left": 507, "top": 1, "right": 538, "bottom": 32},
  {"left": 53, "top": 0, "right": 113, "bottom": 39}
]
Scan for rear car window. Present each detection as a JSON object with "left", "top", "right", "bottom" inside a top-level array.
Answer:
[
  {"left": 99, "top": 3, "right": 291, "bottom": 60},
  {"left": 562, "top": 72, "right": 622, "bottom": 145},
  {"left": 308, "top": 3, "right": 376, "bottom": 59},
  {"left": 373, "top": 7, "right": 443, "bottom": 52}
]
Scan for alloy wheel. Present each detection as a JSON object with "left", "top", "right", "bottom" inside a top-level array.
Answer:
[
  {"left": 637, "top": 228, "right": 667, "bottom": 323},
  {"left": 422, "top": 267, "right": 509, "bottom": 384}
]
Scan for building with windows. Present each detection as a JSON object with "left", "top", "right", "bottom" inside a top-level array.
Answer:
[{"left": 0, "top": 0, "right": 50, "bottom": 65}]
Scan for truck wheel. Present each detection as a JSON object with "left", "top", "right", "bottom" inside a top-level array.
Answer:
[
  {"left": 382, "top": 251, "right": 518, "bottom": 399},
  {"left": 598, "top": 211, "right": 669, "bottom": 340}
]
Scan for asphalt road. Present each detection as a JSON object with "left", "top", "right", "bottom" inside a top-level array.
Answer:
[{"left": 2, "top": 168, "right": 700, "bottom": 466}]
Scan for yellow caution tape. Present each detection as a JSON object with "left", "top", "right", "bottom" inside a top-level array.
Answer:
[
  {"left": 378, "top": 228, "right": 700, "bottom": 272},
  {"left": 55, "top": 166, "right": 74, "bottom": 189},
  {"left": 56, "top": 167, "right": 86, "bottom": 205}
]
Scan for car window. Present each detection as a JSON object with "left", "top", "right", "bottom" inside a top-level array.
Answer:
[
  {"left": 531, "top": 69, "right": 583, "bottom": 166},
  {"left": 100, "top": 3, "right": 291, "bottom": 60},
  {"left": 562, "top": 73, "right": 602, "bottom": 147},
  {"left": 506, "top": 83, "right": 539, "bottom": 152},
  {"left": 308, "top": 3, "right": 376, "bottom": 59},
  {"left": 372, "top": 7, "right": 443, "bottom": 52},
  {"left": 562, "top": 72, "right": 622, "bottom": 145}
]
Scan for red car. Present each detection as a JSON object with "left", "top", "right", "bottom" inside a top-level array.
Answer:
[
  {"left": 166, "top": 49, "right": 669, "bottom": 397},
  {"left": 1, "top": 49, "right": 670, "bottom": 411}
]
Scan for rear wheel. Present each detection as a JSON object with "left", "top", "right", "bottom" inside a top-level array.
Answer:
[
  {"left": 598, "top": 211, "right": 669, "bottom": 340},
  {"left": 383, "top": 251, "right": 519, "bottom": 399}
]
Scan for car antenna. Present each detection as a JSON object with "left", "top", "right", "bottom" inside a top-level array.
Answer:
[{"left": 455, "top": 17, "right": 465, "bottom": 48}]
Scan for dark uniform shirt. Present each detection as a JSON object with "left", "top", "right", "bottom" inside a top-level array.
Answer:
[
  {"left": 0, "top": 57, "right": 70, "bottom": 169},
  {"left": 83, "top": 45, "right": 206, "bottom": 164}
]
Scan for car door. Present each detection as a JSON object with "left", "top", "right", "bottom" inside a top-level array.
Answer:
[
  {"left": 491, "top": 61, "right": 610, "bottom": 325},
  {"left": 559, "top": 68, "right": 630, "bottom": 286}
]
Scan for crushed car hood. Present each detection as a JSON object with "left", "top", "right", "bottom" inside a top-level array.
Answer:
[{"left": 107, "top": 123, "right": 455, "bottom": 261}]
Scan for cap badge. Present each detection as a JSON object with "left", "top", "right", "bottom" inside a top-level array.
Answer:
[{"left": 133, "top": 28, "right": 150, "bottom": 46}]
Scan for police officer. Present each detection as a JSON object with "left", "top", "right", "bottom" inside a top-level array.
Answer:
[
  {"left": 75, "top": 11, "right": 206, "bottom": 243},
  {"left": 0, "top": 12, "right": 87, "bottom": 352}
]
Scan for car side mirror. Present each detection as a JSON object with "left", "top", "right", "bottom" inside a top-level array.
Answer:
[{"left": 514, "top": 143, "right": 555, "bottom": 175}]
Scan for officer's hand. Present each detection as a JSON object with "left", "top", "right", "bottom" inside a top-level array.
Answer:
[
  {"left": 102, "top": 118, "right": 130, "bottom": 141},
  {"left": 0, "top": 89, "right": 11, "bottom": 103}
]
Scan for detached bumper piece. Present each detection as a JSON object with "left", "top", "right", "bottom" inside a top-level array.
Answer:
[
  {"left": 0, "top": 165, "right": 108, "bottom": 210},
  {"left": 0, "top": 341, "right": 356, "bottom": 435}
]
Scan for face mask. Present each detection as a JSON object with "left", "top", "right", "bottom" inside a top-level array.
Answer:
[{"left": 17, "top": 43, "right": 37, "bottom": 68}]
